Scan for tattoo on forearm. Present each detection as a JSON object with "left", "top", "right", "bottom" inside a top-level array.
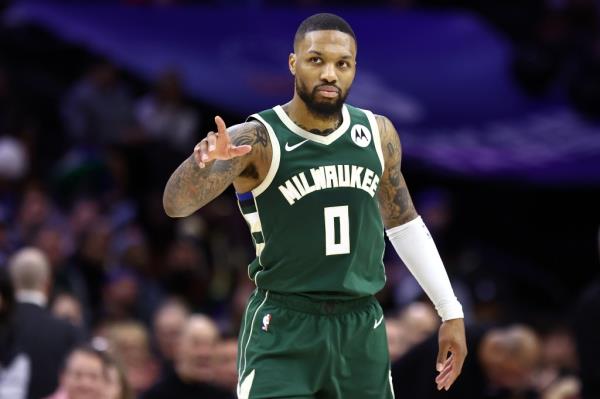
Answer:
[
  {"left": 163, "top": 121, "right": 269, "bottom": 216},
  {"left": 376, "top": 115, "right": 418, "bottom": 227}
]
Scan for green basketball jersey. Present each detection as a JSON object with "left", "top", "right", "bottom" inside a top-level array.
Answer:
[{"left": 236, "top": 104, "right": 386, "bottom": 300}]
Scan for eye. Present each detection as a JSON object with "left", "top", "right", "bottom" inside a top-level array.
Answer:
[
  {"left": 309, "top": 57, "right": 322, "bottom": 64},
  {"left": 338, "top": 61, "right": 350, "bottom": 68}
]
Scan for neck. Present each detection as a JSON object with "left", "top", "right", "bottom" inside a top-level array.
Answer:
[
  {"left": 284, "top": 95, "right": 342, "bottom": 136},
  {"left": 16, "top": 289, "right": 47, "bottom": 307}
]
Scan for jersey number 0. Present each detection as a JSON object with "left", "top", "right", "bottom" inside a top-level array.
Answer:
[{"left": 324, "top": 206, "right": 350, "bottom": 255}]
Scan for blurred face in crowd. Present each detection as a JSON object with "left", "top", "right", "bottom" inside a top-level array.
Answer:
[
  {"left": 290, "top": 30, "right": 356, "bottom": 118},
  {"left": 62, "top": 350, "right": 105, "bottom": 399},
  {"left": 103, "top": 273, "right": 139, "bottom": 320},
  {"left": 399, "top": 302, "right": 439, "bottom": 346},
  {"left": 105, "top": 322, "right": 158, "bottom": 394},
  {"left": 385, "top": 318, "right": 409, "bottom": 362},
  {"left": 104, "top": 365, "right": 123, "bottom": 399},
  {"left": 541, "top": 329, "right": 577, "bottom": 372},
  {"left": 52, "top": 293, "right": 84, "bottom": 327},
  {"left": 80, "top": 220, "right": 112, "bottom": 265},
  {"left": 18, "top": 187, "right": 51, "bottom": 232},
  {"left": 69, "top": 199, "right": 101, "bottom": 239},
  {"left": 480, "top": 326, "right": 542, "bottom": 390},
  {"left": 35, "top": 226, "right": 68, "bottom": 269},
  {"left": 176, "top": 316, "right": 220, "bottom": 383},
  {"left": 108, "top": 323, "right": 151, "bottom": 367},
  {"left": 153, "top": 302, "right": 189, "bottom": 361},
  {"left": 212, "top": 339, "right": 239, "bottom": 391}
]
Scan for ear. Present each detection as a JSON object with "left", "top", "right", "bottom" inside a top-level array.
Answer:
[{"left": 289, "top": 53, "right": 296, "bottom": 76}]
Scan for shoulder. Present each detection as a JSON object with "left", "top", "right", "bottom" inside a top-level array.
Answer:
[
  {"left": 373, "top": 114, "right": 395, "bottom": 135},
  {"left": 373, "top": 114, "right": 401, "bottom": 156}
]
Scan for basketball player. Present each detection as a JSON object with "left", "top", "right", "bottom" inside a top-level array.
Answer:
[{"left": 163, "top": 13, "right": 467, "bottom": 399}]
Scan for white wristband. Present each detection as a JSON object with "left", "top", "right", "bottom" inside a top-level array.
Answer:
[{"left": 386, "top": 216, "right": 464, "bottom": 321}]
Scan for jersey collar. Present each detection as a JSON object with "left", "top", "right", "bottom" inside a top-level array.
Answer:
[{"left": 273, "top": 104, "right": 350, "bottom": 145}]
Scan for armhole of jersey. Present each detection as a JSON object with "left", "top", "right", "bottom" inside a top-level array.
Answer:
[
  {"left": 365, "top": 110, "right": 385, "bottom": 175},
  {"left": 248, "top": 114, "right": 281, "bottom": 197}
]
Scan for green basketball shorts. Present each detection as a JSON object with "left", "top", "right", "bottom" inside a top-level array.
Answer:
[{"left": 236, "top": 289, "right": 395, "bottom": 399}]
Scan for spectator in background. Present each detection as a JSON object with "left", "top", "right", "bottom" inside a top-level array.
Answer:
[
  {"left": 152, "top": 298, "right": 190, "bottom": 370},
  {"left": 45, "top": 346, "right": 106, "bottom": 399},
  {"left": 16, "top": 185, "right": 56, "bottom": 244},
  {"left": 62, "top": 60, "right": 137, "bottom": 146},
  {"left": 161, "top": 238, "right": 211, "bottom": 310},
  {"left": 0, "top": 268, "right": 29, "bottom": 399},
  {"left": 386, "top": 301, "right": 439, "bottom": 363},
  {"left": 392, "top": 324, "right": 542, "bottom": 399},
  {"left": 70, "top": 216, "right": 112, "bottom": 324},
  {"left": 104, "top": 355, "right": 134, "bottom": 399},
  {"left": 102, "top": 321, "right": 159, "bottom": 396},
  {"left": 34, "top": 224, "right": 90, "bottom": 313},
  {"left": 534, "top": 324, "right": 578, "bottom": 393},
  {"left": 101, "top": 268, "right": 140, "bottom": 323},
  {"left": 9, "top": 247, "right": 83, "bottom": 399},
  {"left": 52, "top": 292, "right": 85, "bottom": 329},
  {"left": 212, "top": 338, "right": 238, "bottom": 393},
  {"left": 398, "top": 301, "right": 439, "bottom": 349},
  {"left": 135, "top": 69, "right": 198, "bottom": 153},
  {"left": 142, "top": 314, "right": 234, "bottom": 399}
]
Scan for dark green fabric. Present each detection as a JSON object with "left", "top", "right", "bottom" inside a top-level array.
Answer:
[{"left": 237, "top": 289, "right": 395, "bottom": 399}]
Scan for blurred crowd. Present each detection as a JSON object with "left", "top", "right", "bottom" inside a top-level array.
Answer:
[{"left": 0, "top": 1, "right": 599, "bottom": 399}]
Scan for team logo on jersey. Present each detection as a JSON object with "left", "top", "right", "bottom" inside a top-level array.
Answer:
[
  {"left": 262, "top": 314, "right": 272, "bottom": 332},
  {"left": 350, "top": 124, "right": 372, "bottom": 147}
]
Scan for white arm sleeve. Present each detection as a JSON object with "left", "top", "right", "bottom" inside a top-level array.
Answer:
[{"left": 386, "top": 216, "right": 464, "bottom": 321}]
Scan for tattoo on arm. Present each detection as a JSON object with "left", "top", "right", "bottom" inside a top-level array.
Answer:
[
  {"left": 376, "top": 115, "right": 418, "bottom": 228},
  {"left": 163, "top": 121, "right": 269, "bottom": 217}
]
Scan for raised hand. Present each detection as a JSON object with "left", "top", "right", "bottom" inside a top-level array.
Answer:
[
  {"left": 435, "top": 318, "right": 467, "bottom": 391},
  {"left": 194, "top": 116, "right": 252, "bottom": 168}
]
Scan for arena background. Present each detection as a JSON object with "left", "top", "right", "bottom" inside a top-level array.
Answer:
[{"left": 0, "top": 1, "right": 598, "bottom": 398}]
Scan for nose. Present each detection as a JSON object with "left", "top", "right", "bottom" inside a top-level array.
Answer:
[{"left": 320, "top": 62, "right": 337, "bottom": 83}]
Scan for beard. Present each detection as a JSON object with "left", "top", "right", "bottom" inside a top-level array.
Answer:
[{"left": 296, "top": 77, "right": 349, "bottom": 118}]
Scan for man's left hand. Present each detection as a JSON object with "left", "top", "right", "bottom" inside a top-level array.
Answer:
[{"left": 435, "top": 318, "right": 467, "bottom": 391}]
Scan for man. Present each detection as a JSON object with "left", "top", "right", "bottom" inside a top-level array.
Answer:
[
  {"left": 142, "top": 314, "right": 234, "bottom": 399},
  {"left": 45, "top": 346, "right": 107, "bottom": 399},
  {"left": 391, "top": 324, "right": 541, "bottom": 399},
  {"left": 152, "top": 299, "right": 190, "bottom": 369},
  {"left": 163, "top": 13, "right": 467, "bottom": 399},
  {"left": 9, "top": 247, "right": 83, "bottom": 399}
]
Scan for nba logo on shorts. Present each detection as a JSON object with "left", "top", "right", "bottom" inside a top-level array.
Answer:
[
  {"left": 351, "top": 124, "right": 372, "bottom": 147},
  {"left": 262, "top": 314, "right": 272, "bottom": 331}
]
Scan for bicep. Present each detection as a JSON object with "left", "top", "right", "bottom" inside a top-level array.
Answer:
[{"left": 375, "top": 115, "right": 418, "bottom": 228}]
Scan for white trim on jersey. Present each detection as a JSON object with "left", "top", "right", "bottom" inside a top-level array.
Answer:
[
  {"left": 237, "top": 291, "right": 256, "bottom": 377},
  {"left": 239, "top": 291, "right": 269, "bottom": 395},
  {"left": 364, "top": 109, "right": 385, "bottom": 175},
  {"left": 249, "top": 114, "right": 281, "bottom": 197},
  {"left": 252, "top": 196, "right": 266, "bottom": 275},
  {"left": 273, "top": 104, "right": 351, "bottom": 145},
  {"left": 237, "top": 369, "right": 255, "bottom": 399}
]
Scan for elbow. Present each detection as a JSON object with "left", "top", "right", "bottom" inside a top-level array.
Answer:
[{"left": 162, "top": 195, "right": 190, "bottom": 218}]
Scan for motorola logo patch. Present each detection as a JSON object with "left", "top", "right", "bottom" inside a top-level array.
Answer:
[{"left": 350, "top": 124, "right": 372, "bottom": 147}]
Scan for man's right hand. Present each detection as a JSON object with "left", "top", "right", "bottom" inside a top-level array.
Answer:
[{"left": 194, "top": 115, "right": 252, "bottom": 168}]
